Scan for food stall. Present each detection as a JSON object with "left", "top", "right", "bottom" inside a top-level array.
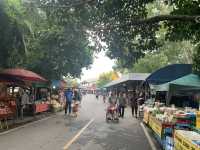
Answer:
[
  {"left": 0, "top": 77, "right": 25, "bottom": 129},
  {"left": 0, "top": 68, "right": 49, "bottom": 127},
  {"left": 143, "top": 73, "right": 200, "bottom": 150},
  {"left": 33, "top": 83, "right": 50, "bottom": 114},
  {"left": 50, "top": 80, "right": 67, "bottom": 112}
]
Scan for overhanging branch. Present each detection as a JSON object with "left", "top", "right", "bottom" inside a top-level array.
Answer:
[
  {"left": 93, "top": 15, "right": 200, "bottom": 32},
  {"left": 130, "top": 15, "right": 200, "bottom": 25}
]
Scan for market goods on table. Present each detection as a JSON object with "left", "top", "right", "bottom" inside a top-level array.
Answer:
[
  {"left": 143, "top": 101, "right": 200, "bottom": 150},
  {"left": 174, "top": 130, "right": 200, "bottom": 150},
  {"left": 34, "top": 100, "right": 49, "bottom": 113},
  {"left": 0, "top": 101, "right": 14, "bottom": 119},
  {"left": 196, "top": 111, "right": 200, "bottom": 128},
  {"left": 50, "top": 97, "right": 64, "bottom": 112}
]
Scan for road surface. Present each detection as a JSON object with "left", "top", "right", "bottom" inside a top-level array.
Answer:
[{"left": 0, "top": 94, "right": 155, "bottom": 150}]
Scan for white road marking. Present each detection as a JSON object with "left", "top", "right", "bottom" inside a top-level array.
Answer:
[
  {"left": 0, "top": 116, "right": 53, "bottom": 136},
  {"left": 140, "top": 122, "right": 157, "bottom": 150},
  {"left": 63, "top": 118, "right": 95, "bottom": 150}
]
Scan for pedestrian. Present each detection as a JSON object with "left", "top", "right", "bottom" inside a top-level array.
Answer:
[
  {"left": 118, "top": 92, "right": 127, "bottom": 118},
  {"left": 64, "top": 88, "right": 73, "bottom": 116},
  {"left": 137, "top": 92, "right": 145, "bottom": 117},
  {"left": 108, "top": 93, "right": 116, "bottom": 105},
  {"left": 103, "top": 93, "right": 106, "bottom": 103},
  {"left": 21, "top": 90, "right": 29, "bottom": 120},
  {"left": 130, "top": 92, "right": 138, "bottom": 117},
  {"left": 72, "top": 89, "right": 81, "bottom": 117}
]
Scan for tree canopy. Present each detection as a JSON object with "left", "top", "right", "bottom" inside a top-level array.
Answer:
[
  {"left": 0, "top": 0, "right": 94, "bottom": 80},
  {"left": 89, "top": 0, "right": 200, "bottom": 70},
  {"left": 1, "top": 0, "right": 200, "bottom": 80},
  {"left": 97, "top": 71, "right": 119, "bottom": 88}
]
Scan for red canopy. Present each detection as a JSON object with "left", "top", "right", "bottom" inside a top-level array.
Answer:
[{"left": 0, "top": 68, "right": 47, "bottom": 82}]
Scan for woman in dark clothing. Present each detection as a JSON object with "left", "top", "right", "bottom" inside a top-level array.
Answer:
[
  {"left": 118, "top": 93, "right": 127, "bottom": 118},
  {"left": 130, "top": 93, "right": 138, "bottom": 117}
]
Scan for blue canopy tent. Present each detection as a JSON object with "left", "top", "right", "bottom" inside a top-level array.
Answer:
[{"left": 146, "top": 64, "right": 192, "bottom": 85}]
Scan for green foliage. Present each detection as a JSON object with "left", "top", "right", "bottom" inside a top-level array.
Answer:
[
  {"left": 97, "top": 71, "right": 119, "bottom": 88},
  {"left": 133, "top": 53, "right": 168, "bottom": 73},
  {"left": 193, "top": 44, "right": 200, "bottom": 74},
  {"left": 91, "top": 0, "right": 158, "bottom": 68},
  {"left": 0, "top": 0, "right": 94, "bottom": 80},
  {"left": 167, "top": 0, "right": 200, "bottom": 42},
  {"left": 132, "top": 40, "right": 194, "bottom": 73}
]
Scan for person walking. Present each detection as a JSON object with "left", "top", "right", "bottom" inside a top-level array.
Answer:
[
  {"left": 72, "top": 89, "right": 82, "bottom": 117},
  {"left": 21, "top": 90, "right": 29, "bottom": 120},
  {"left": 130, "top": 92, "right": 138, "bottom": 117},
  {"left": 65, "top": 88, "right": 73, "bottom": 115},
  {"left": 118, "top": 92, "right": 127, "bottom": 118}
]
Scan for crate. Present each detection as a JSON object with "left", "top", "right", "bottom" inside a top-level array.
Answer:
[{"left": 174, "top": 130, "right": 200, "bottom": 150}]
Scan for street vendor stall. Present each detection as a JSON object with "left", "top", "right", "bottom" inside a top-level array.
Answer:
[
  {"left": 50, "top": 80, "right": 67, "bottom": 112},
  {"left": 0, "top": 82, "right": 20, "bottom": 129},
  {"left": 32, "top": 82, "right": 50, "bottom": 114},
  {"left": 143, "top": 102, "right": 198, "bottom": 150},
  {"left": 0, "top": 68, "right": 49, "bottom": 125},
  {"left": 151, "top": 74, "right": 200, "bottom": 107}
]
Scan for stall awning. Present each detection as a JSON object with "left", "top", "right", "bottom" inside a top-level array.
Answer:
[
  {"left": 105, "top": 73, "right": 150, "bottom": 88},
  {"left": 151, "top": 74, "right": 200, "bottom": 92},
  {"left": 0, "top": 68, "right": 47, "bottom": 83},
  {"left": 146, "top": 64, "right": 192, "bottom": 85}
]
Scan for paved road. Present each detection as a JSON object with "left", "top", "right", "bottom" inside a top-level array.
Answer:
[{"left": 0, "top": 94, "right": 153, "bottom": 150}]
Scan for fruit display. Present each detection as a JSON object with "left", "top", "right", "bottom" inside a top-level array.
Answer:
[
  {"left": 50, "top": 94, "right": 64, "bottom": 112},
  {"left": 34, "top": 100, "right": 49, "bottom": 113},
  {"left": 0, "top": 102, "right": 13, "bottom": 118},
  {"left": 144, "top": 102, "right": 200, "bottom": 150}
]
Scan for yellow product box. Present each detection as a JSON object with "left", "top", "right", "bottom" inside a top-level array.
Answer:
[
  {"left": 148, "top": 114, "right": 162, "bottom": 137},
  {"left": 148, "top": 114, "right": 154, "bottom": 128},
  {"left": 196, "top": 111, "right": 200, "bottom": 128},
  {"left": 143, "top": 111, "right": 149, "bottom": 124},
  {"left": 174, "top": 130, "right": 200, "bottom": 150}
]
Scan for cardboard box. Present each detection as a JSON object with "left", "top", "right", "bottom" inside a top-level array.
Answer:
[
  {"left": 174, "top": 130, "right": 200, "bottom": 150},
  {"left": 196, "top": 111, "right": 200, "bottom": 128},
  {"left": 149, "top": 114, "right": 163, "bottom": 137}
]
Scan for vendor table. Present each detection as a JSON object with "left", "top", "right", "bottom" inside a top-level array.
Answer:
[
  {"left": 174, "top": 130, "right": 200, "bottom": 150},
  {"left": 148, "top": 114, "right": 175, "bottom": 138},
  {"left": 34, "top": 103, "right": 49, "bottom": 113},
  {"left": 143, "top": 110, "right": 149, "bottom": 124},
  {"left": 149, "top": 114, "right": 163, "bottom": 138},
  {"left": 0, "top": 107, "right": 13, "bottom": 129}
]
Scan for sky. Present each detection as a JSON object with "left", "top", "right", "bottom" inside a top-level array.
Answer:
[{"left": 81, "top": 51, "right": 115, "bottom": 81}]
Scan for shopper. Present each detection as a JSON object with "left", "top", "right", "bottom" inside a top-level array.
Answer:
[
  {"left": 118, "top": 92, "right": 127, "bottom": 118},
  {"left": 21, "top": 90, "right": 29, "bottom": 120},
  {"left": 130, "top": 92, "right": 138, "bottom": 117},
  {"left": 72, "top": 89, "right": 81, "bottom": 117},
  {"left": 65, "top": 88, "right": 73, "bottom": 115}
]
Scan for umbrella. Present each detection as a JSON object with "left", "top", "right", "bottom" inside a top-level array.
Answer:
[{"left": 0, "top": 68, "right": 47, "bottom": 82}]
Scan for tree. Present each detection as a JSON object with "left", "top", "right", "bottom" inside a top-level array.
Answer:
[
  {"left": 0, "top": 0, "right": 30, "bottom": 68},
  {"left": 88, "top": 0, "right": 200, "bottom": 69},
  {"left": 132, "top": 53, "right": 168, "bottom": 73},
  {"left": 24, "top": 0, "right": 95, "bottom": 79},
  {"left": 0, "top": 0, "right": 95, "bottom": 80},
  {"left": 97, "top": 71, "right": 119, "bottom": 88}
]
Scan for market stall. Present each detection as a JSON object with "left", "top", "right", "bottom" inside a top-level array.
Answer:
[
  {"left": 0, "top": 68, "right": 49, "bottom": 124},
  {"left": 143, "top": 100, "right": 200, "bottom": 150},
  {"left": 0, "top": 83, "right": 19, "bottom": 129},
  {"left": 50, "top": 80, "right": 67, "bottom": 112},
  {"left": 31, "top": 82, "right": 50, "bottom": 114},
  {"left": 142, "top": 72, "right": 200, "bottom": 150},
  {"left": 150, "top": 74, "right": 200, "bottom": 106}
]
